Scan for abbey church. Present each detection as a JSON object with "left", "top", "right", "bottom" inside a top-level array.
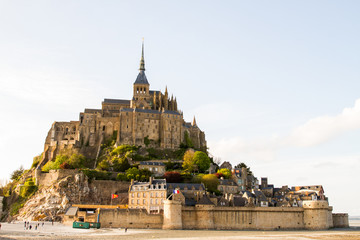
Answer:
[{"left": 41, "top": 44, "right": 206, "bottom": 163}]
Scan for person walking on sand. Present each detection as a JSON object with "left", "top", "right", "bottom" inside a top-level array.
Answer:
[{"left": 125, "top": 227, "right": 127, "bottom": 233}]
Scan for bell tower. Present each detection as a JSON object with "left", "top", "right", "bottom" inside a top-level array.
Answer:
[{"left": 132, "top": 40, "right": 151, "bottom": 109}]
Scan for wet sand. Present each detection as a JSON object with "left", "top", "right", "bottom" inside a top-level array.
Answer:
[{"left": 0, "top": 222, "right": 360, "bottom": 240}]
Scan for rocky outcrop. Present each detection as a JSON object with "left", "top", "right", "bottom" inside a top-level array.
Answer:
[{"left": 16, "top": 172, "right": 130, "bottom": 221}]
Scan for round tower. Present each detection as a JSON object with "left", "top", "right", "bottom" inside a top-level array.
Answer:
[
  {"left": 163, "top": 200, "right": 182, "bottom": 230},
  {"left": 303, "top": 200, "right": 332, "bottom": 230}
]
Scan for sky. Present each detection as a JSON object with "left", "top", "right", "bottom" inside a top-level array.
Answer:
[{"left": 0, "top": 1, "right": 359, "bottom": 216}]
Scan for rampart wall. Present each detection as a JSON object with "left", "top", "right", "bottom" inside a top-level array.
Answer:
[
  {"left": 164, "top": 200, "right": 336, "bottom": 230},
  {"left": 99, "top": 208, "right": 163, "bottom": 228},
  {"left": 0, "top": 196, "right": 3, "bottom": 217},
  {"left": 333, "top": 213, "right": 349, "bottom": 228}
]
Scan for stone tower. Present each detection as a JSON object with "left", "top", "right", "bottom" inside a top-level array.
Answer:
[
  {"left": 163, "top": 199, "right": 182, "bottom": 230},
  {"left": 131, "top": 41, "right": 151, "bottom": 109}
]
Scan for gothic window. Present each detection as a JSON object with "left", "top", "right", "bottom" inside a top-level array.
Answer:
[
  {"left": 132, "top": 193, "right": 134, "bottom": 197},
  {"left": 143, "top": 193, "right": 146, "bottom": 197},
  {"left": 155, "top": 199, "right": 158, "bottom": 204},
  {"left": 137, "top": 193, "right": 140, "bottom": 197},
  {"left": 131, "top": 199, "right": 134, "bottom": 204},
  {"left": 156, "top": 192, "right": 158, "bottom": 197},
  {"left": 143, "top": 199, "right": 146, "bottom": 204},
  {"left": 137, "top": 199, "right": 140, "bottom": 204}
]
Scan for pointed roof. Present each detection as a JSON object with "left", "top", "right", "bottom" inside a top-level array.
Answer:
[
  {"left": 192, "top": 116, "right": 197, "bottom": 127},
  {"left": 197, "top": 194, "right": 214, "bottom": 205},
  {"left": 134, "top": 40, "right": 149, "bottom": 85}
]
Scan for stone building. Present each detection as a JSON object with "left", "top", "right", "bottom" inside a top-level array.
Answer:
[
  {"left": 40, "top": 43, "right": 206, "bottom": 166},
  {"left": 218, "top": 178, "right": 239, "bottom": 194},
  {"left": 128, "top": 177, "right": 167, "bottom": 213},
  {"left": 138, "top": 162, "right": 166, "bottom": 176}
]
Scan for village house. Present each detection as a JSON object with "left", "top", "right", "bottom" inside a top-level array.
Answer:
[
  {"left": 138, "top": 161, "right": 166, "bottom": 176},
  {"left": 128, "top": 177, "right": 167, "bottom": 213}
]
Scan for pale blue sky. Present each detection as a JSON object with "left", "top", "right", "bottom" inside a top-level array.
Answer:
[{"left": 1, "top": 1, "right": 360, "bottom": 216}]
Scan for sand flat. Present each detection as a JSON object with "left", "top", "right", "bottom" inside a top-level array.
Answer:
[{"left": 0, "top": 222, "right": 360, "bottom": 240}]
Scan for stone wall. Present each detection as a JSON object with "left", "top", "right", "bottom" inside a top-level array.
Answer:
[
  {"left": 164, "top": 200, "right": 336, "bottom": 230},
  {"left": 36, "top": 169, "right": 79, "bottom": 187},
  {"left": 89, "top": 180, "right": 130, "bottom": 205},
  {"left": 333, "top": 213, "right": 349, "bottom": 228},
  {"left": 181, "top": 205, "right": 306, "bottom": 230},
  {"left": 0, "top": 196, "right": 3, "bottom": 217},
  {"left": 99, "top": 208, "right": 163, "bottom": 228}
]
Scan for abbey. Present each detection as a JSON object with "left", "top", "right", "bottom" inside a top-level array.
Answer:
[{"left": 42, "top": 44, "right": 206, "bottom": 163}]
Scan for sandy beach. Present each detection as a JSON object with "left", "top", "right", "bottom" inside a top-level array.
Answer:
[{"left": 0, "top": 221, "right": 360, "bottom": 240}]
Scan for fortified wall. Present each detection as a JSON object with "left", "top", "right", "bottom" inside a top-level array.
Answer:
[
  {"left": 74, "top": 199, "right": 348, "bottom": 230},
  {"left": 162, "top": 200, "right": 337, "bottom": 230},
  {"left": 0, "top": 196, "right": 3, "bottom": 217},
  {"left": 332, "top": 213, "right": 349, "bottom": 228}
]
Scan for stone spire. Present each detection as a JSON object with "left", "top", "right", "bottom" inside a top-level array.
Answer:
[
  {"left": 139, "top": 39, "right": 145, "bottom": 71},
  {"left": 192, "top": 116, "right": 197, "bottom": 127}
]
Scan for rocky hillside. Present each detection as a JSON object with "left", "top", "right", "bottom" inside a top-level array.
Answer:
[{"left": 4, "top": 171, "right": 129, "bottom": 222}]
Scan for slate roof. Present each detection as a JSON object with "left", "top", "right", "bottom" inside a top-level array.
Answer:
[
  {"left": 185, "top": 198, "right": 197, "bottom": 206},
  {"left": 149, "top": 90, "right": 161, "bottom": 95},
  {"left": 197, "top": 195, "right": 214, "bottom": 205},
  {"left": 84, "top": 109, "right": 102, "bottom": 114},
  {"left": 134, "top": 71, "right": 149, "bottom": 84},
  {"left": 219, "top": 179, "right": 237, "bottom": 186},
  {"left": 233, "top": 197, "right": 246, "bottom": 207},
  {"left": 140, "top": 161, "right": 165, "bottom": 166},
  {"left": 65, "top": 206, "right": 78, "bottom": 216},
  {"left": 167, "top": 183, "right": 205, "bottom": 191},
  {"left": 253, "top": 190, "right": 267, "bottom": 201},
  {"left": 103, "top": 99, "right": 131, "bottom": 104}
]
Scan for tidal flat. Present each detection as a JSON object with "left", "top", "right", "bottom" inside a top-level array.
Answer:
[{"left": 0, "top": 221, "right": 360, "bottom": 240}]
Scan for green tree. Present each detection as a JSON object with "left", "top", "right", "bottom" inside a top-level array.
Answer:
[
  {"left": 182, "top": 150, "right": 195, "bottom": 172},
  {"left": 234, "top": 162, "right": 252, "bottom": 175},
  {"left": 10, "top": 166, "right": 24, "bottom": 181},
  {"left": 193, "top": 151, "right": 211, "bottom": 173},
  {"left": 112, "top": 157, "right": 131, "bottom": 172},
  {"left": 201, "top": 174, "right": 219, "bottom": 192},
  {"left": 217, "top": 168, "right": 232, "bottom": 179}
]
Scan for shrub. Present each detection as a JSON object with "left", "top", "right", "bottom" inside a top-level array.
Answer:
[
  {"left": 116, "top": 173, "right": 127, "bottom": 181},
  {"left": 217, "top": 168, "right": 232, "bottom": 179},
  {"left": 31, "top": 154, "right": 42, "bottom": 169},
  {"left": 20, "top": 178, "right": 38, "bottom": 198},
  {"left": 81, "top": 169, "right": 112, "bottom": 180},
  {"left": 201, "top": 174, "right": 219, "bottom": 192}
]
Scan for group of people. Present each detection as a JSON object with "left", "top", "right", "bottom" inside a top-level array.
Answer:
[{"left": 24, "top": 221, "right": 45, "bottom": 231}]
